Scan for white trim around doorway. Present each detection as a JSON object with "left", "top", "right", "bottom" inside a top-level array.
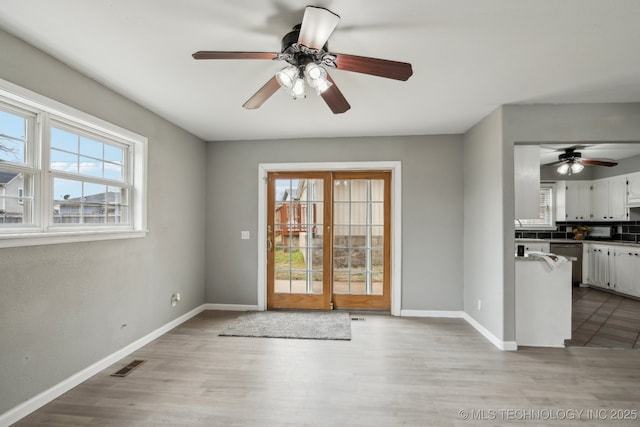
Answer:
[{"left": 257, "top": 161, "right": 402, "bottom": 316}]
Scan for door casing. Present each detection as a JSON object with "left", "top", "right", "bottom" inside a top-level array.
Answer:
[{"left": 257, "top": 161, "right": 402, "bottom": 315}]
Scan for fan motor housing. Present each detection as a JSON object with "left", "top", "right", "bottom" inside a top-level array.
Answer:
[
  {"left": 281, "top": 24, "right": 329, "bottom": 53},
  {"left": 559, "top": 150, "right": 581, "bottom": 161}
]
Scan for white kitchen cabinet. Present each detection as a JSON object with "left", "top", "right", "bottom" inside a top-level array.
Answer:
[
  {"left": 627, "top": 172, "right": 640, "bottom": 206},
  {"left": 564, "top": 181, "right": 591, "bottom": 221},
  {"left": 582, "top": 243, "right": 592, "bottom": 285},
  {"left": 585, "top": 244, "right": 610, "bottom": 289},
  {"left": 590, "top": 176, "right": 629, "bottom": 221},
  {"left": 583, "top": 243, "right": 640, "bottom": 298},
  {"left": 609, "top": 247, "right": 640, "bottom": 295}
]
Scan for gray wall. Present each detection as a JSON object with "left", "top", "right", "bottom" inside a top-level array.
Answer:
[
  {"left": 502, "top": 103, "right": 640, "bottom": 341},
  {"left": 205, "top": 135, "right": 464, "bottom": 311},
  {"left": 0, "top": 29, "right": 206, "bottom": 414},
  {"left": 462, "top": 108, "right": 506, "bottom": 340}
]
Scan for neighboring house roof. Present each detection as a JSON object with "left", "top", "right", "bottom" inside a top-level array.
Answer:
[
  {"left": 65, "top": 192, "right": 122, "bottom": 203},
  {"left": 0, "top": 171, "right": 19, "bottom": 185}
]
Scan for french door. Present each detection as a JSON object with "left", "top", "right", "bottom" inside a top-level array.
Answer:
[{"left": 267, "top": 171, "right": 390, "bottom": 310}]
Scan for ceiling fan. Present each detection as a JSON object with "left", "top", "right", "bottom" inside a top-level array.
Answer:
[
  {"left": 192, "top": 6, "right": 413, "bottom": 114},
  {"left": 545, "top": 147, "right": 618, "bottom": 175}
]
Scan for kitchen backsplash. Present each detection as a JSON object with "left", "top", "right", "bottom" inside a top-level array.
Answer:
[{"left": 515, "top": 221, "right": 640, "bottom": 242}]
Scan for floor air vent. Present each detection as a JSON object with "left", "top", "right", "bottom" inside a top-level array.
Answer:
[
  {"left": 111, "top": 360, "right": 145, "bottom": 377},
  {"left": 351, "top": 316, "right": 366, "bottom": 321}
]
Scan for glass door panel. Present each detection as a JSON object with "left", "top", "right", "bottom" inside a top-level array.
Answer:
[
  {"left": 267, "top": 172, "right": 331, "bottom": 309},
  {"left": 332, "top": 172, "right": 390, "bottom": 309}
]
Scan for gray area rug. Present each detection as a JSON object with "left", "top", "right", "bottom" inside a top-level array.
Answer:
[{"left": 219, "top": 311, "right": 351, "bottom": 340}]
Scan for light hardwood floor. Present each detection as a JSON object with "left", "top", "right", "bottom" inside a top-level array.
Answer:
[{"left": 14, "top": 311, "right": 640, "bottom": 426}]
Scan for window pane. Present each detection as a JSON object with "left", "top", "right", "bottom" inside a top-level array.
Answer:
[
  {"left": 0, "top": 170, "right": 34, "bottom": 225},
  {"left": 0, "top": 109, "right": 27, "bottom": 164},
  {"left": 53, "top": 178, "right": 82, "bottom": 202},
  {"left": 53, "top": 178, "right": 82, "bottom": 224},
  {"left": 51, "top": 127, "right": 78, "bottom": 152},
  {"left": 104, "top": 144, "right": 123, "bottom": 165},
  {"left": 51, "top": 149, "right": 78, "bottom": 173},
  {"left": 79, "top": 136, "right": 103, "bottom": 158},
  {"left": 79, "top": 156, "right": 102, "bottom": 178},
  {"left": 51, "top": 127, "right": 126, "bottom": 182},
  {"left": 104, "top": 163, "right": 123, "bottom": 181}
]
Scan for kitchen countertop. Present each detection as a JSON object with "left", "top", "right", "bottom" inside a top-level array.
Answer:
[
  {"left": 515, "top": 254, "right": 578, "bottom": 261},
  {"left": 516, "top": 238, "right": 640, "bottom": 247}
]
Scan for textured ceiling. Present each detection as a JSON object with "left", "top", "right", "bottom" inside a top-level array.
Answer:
[{"left": 1, "top": 0, "right": 640, "bottom": 143}]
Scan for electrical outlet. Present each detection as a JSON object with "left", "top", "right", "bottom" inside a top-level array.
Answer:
[
  {"left": 241, "top": 230, "right": 250, "bottom": 240},
  {"left": 477, "top": 299, "right": 482, "bottom": 310},
  {"left": 171, "top": 293, "right": 181, "bottom": 307}
]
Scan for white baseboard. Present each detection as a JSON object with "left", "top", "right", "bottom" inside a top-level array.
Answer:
[
  {"left": 204, "top": 303, "right": 259, "bottom": 311},
  {"left": 400, "top": 309, "right": 465, "bottom": 318},
  {"left": 0, "top": 304, "right": 206, "bottom": 427},
  {"left": 399, "top": 309, "right": 517, "bottom": 351},
  {"left": 462, "top": 313, "right": 518, "bottom": 351}
]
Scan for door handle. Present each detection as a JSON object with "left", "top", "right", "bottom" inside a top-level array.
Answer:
[{"left": 267, "top": 237, "right": 273, "bottom": 251}]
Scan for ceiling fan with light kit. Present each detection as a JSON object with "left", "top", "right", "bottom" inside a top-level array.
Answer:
[
  {"left": 544, "top": 147, "right": 618, "bottom": 176},
  {"left": 192, "top": 6, "right": 413, "bottom": 114}
]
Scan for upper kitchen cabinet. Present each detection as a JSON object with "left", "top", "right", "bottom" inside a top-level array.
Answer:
[
  {"left": 514, "top": 145, "right": 541, "bottom": 219},
  {"left": 564, "top": 181, "right": 591, "bottom": 221},
  {"left": 591, "top": 175, "right": 629, "bottom": 221},
  {"left": 626, "top": 172, "right": 640, "bottom": 207}
]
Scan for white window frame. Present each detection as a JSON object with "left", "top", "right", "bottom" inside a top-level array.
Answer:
[
  {"left": 515, "top": 184, "right": 555, "bottom": 230},
  {"left": 0, "top": 78, "right": 147, "bottom": 248}
]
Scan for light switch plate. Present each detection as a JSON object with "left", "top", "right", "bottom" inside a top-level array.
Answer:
[{"left": 241, "top": 231, "right": 250, "bottom": 240}]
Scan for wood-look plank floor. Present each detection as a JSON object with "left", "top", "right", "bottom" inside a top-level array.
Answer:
[
  {"left": 14, "top": 311, "right": 640, "bottom": 427},
  {"left": 568, "top": 287, "right": 640, "bottom": 348}
]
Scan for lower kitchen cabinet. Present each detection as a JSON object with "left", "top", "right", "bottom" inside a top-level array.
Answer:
[
  {"left": 583, "top": 244, "right": 610, "bottom": 289},
  {"left": 582, "top": 243, "right": 640, "bottom": 298}
]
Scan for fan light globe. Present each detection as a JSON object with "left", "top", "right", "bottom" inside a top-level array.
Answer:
[
  {"left": 305, "top": 63, "right": 323, "bottom": 80},
  {"left": 570, "top": 162, "right": 584, "bottom": 174},
  {"left": 304, "top": 63, "right": 332, "bottom": 94},
  {"left": 557, "top": 163, "right": 570, "bottom": 175},
  {"left": 276, "top": 66, "right": 298, "bottom": 90},
  {"left": 291, "top": 77, "right": 306, "bottom": 99}
]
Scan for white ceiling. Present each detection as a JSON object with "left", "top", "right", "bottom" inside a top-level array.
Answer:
[{"left": 1, "top": 0, "right": 640, "bottom": 143}]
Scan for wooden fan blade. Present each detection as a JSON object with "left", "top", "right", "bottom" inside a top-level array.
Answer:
[
  {"left": 192, "top": 51, "right": 278, "bottom": 60},
  {"left": 333, "top": 53, "right": 413, "bottom": 81},
  {"left": 581, "top": 159, "right": 618, "bottom": 167},
  {"left": 542, "top": 160, "right": 565, "bottom": 167},
  {"left": 320, "top": 74, "right": 350, "bottom": 114},
  {"left": 242, "top": 76, "right": 281, "bottom": 110},
  {"left": 298, "top": 6, "right": 340, "bottom": 49}
]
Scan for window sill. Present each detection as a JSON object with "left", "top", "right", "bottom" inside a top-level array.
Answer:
[{"left": 0, "top": 228, "right": 148, "bottom": 248}]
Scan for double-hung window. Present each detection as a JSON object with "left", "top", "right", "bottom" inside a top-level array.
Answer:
[{"left": 0, "top": 78, "right": 147, "bottom": 247}]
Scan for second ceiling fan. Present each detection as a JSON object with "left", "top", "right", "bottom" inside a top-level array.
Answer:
[
  {"left": 545, "top": 147, "right": 618, "bottom": 175},
  {"left": 192, "top": 6, "right": 413, "bottom": 114}
]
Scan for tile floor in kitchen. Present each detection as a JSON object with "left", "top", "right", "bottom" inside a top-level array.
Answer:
[{"left": 567, "top": 287, "right": 640, "bottom": 348}]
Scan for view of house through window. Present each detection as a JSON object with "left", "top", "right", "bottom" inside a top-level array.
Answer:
[
  {"left": 0, "top": 104, "right": 34, "bottom": 225},
  {"left": 50, "top": 125, "right": 128, "bottom": 225}
]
